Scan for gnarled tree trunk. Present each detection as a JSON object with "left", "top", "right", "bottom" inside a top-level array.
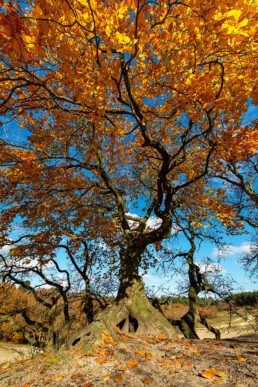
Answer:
[
  {"left": 172, "top": 236, "right": 221, "bottom": 340},
  {"left": 64, "top": 247, "right": 178, "bottom": 349}
]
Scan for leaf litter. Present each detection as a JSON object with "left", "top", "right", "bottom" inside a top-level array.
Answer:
[{"left": 0, "top": 330, "right": 257, "bottom": 386}]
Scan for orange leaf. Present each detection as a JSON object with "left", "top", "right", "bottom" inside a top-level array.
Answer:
[
  {"left": 200, "top": 371, "right": 216, "bottom": 379},
  {"left": 71, "top": 373, "right": 84, "bottom": 379},
  {"left": 169, "top": 370, "right": 180, "bottom": 375},
  {"left": 84, "top": 383, "right": 93, "bottom": 387},
  {"left": 145, "top": 353, "right": 151, "bottom": 362},
  {"left": 113, "top": 374, "right": 123, "bottom": 382},
  {"left": 217, "top": 372, "right": 226, "bottom": 377},
  {"left": 20, "top": 382, "right": 35, "bottom": 387},
  {"left": 95, "top": 356, "right": 107, "bottom": 364},
  {"left": 39, "top": 365, "right": 49, "bottom": 374},
  {"left": 128, "top": 359, "right": 139, "bottom": 368},
  {"left": 42, "top": 379, "right": 53, "bottom": 385},
  {"left": 213, "top": 380, "right": 223, "bottom": 384},
  {"left": 143, "top": 379, "right": 153, "bottom": 384}
]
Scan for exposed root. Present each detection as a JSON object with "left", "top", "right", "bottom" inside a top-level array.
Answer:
[
  {"left": 171, "top": 311, "right": 221, "bottom": 340},
  {"left": 63, "top": 279, "right": 178, "bottom": 350}
]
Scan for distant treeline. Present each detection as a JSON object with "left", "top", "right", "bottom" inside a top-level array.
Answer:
[
  {"left": 225, "top": 291, "right": 258, "bottom": 307},
  {"left": 157, "top": 290, "right": 258, "bottom": 307},
  {"left": 94, "top": 291, "right": 258, "bottom": 307}
]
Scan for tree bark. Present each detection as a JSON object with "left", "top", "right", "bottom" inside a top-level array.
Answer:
[{"left": 63, "top": 247, "right": 178, "bottom": 350}]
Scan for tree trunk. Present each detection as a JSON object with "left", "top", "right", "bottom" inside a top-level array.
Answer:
[
  {"left": 173, "top": 260, "right": 220, "bottom": 340},
  {"left": 63, "top": 247, "right": 178, "bottom": 349}
]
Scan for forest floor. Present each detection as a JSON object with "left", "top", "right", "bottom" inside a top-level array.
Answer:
[{"left": 0, "top": 311, "right": 257, "bottom": 387}]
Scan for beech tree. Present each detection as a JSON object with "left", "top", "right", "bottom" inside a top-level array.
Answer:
[{"left": 0, "top": 0, "right": 257, "bottom": 347}]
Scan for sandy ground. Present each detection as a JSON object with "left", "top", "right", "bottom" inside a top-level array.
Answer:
[
  {"left": 0, "top": 342, "right": 42, "bottom": 365},
  {"left": 0, "top": 329, "right": 257, "bottom": 387},
  {"left": 0, "top": 317, "right": 256, "bottom": 366}
]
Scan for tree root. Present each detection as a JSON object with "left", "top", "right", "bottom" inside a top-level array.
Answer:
[
  {"left": 63, "top": 280, "right": 178, "bottom": 350},
  {"left": 171, "top": 311, "right": 221, "bottom": 340}
]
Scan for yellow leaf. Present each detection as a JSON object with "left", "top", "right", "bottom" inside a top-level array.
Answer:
[
  {"left": 105, "top": 25, "right": 112, "bottom": 37},
  {"left": 46, "top": 357, "right": 58, "bottom": 363},
  {"left": 1, "top": 363, "right": 10, "bottom": 369},
  {"left": 54, "top": 376, "right": 63, "bottom": 381},
  {"left": 213, "top": 380, "right": 223, "bottom": 384},
  {"left": 226, "top": 10, "right": 242, "bottom": 20},
  {"left": 102, "top": 375, "right": 111, "bottom": 381},
  {"left": 236, "top": 355, "right": 246, "bottom": 362}
]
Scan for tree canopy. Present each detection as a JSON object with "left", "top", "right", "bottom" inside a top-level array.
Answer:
[{"left": 0, "top": 0, "right": 257, "bottom": 348}]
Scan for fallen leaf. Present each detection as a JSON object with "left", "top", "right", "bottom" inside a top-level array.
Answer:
[
  {"left": 78, "top": 345, "right": 84, "bottom": 351},
  {"left": 71, "top": 373, "right": 84, "bottom": 379},
  {"left": 236, "top": 355, "right": 246, "bottom": 362},
  {"left": 182, "top": 362, "right": 193, "bottom": 369},
  {"left": 95, "top": 356, "right": 107, "bottom": 363},
  {"left": 200, "top": 370, "right": 216, "bottom": 379},
  {"left": 193, "top": 352, "right": 201, "bottom": 355},
  {"left": 74, "top": 355, "right": 83, "bottom": 359},
  {"left": 103, "top": 375, "right": 111, "bottom": 381},
  {"left": 42, "top": 379, "right": 53, "bottom": 385},
  {"left": 128, "top": 359, "right": 138, "bottom": 368},
  {"left": 145, "top": 353, "right": 151, "bottom": 362},
  {"left": 143, "top": 379, "right": 153, "bottom": 384},
  {"left": 46, "top": 357, "right": 58, "bottom": 363},
  {"left": 169, "top": 370, "right": 180, "bottom": 375},
  {"left": 20, "top": 382, "right": 35, "bottom": 387},
  {"left": 54, "top": 376, "right": 63, "bottom": 381},
  {"left": 217, "top": 372, "right": 226, "bottom": 377},
  {"left": 39, "top": 365, "right": 49, "bottom": 374},
  {"left": 113, "top": 374, "right": 123, "bottom": 382},
  {"left": 213, "top": 380, "right": 223, "bottom": 384},
  {"left": 1, "top": 363, "right": 10, "bottom": 369},
  {"left": 84, "top": 383, "right": 93, "bottom": 387}
]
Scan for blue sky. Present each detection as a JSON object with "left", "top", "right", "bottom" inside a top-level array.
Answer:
[{"left": 140, "top": 233, "right": 257, "bottom": 296}]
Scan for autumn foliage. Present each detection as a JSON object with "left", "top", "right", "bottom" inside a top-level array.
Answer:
[{"left": 0, "top": 0, "right": 257, "bottom": 348}]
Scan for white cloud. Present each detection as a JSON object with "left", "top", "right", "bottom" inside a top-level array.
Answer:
[
  {"left": 140, "top": 272, "right": 155, "bottom": 279},
  {"left": 197, "top": 262, "right": 225, "bottom": 275},
  {"left": 236, "top": 279, "right": 253, "bottom": 285},
  {"left": 0, "top": 244, "right": 13, "bottom": 255},
  {"left": 212, "top": 242, "right": 252, "bottom": 257},
  {"left": 146, "top": 216, "right": 163, "bottom": 230},
  {"left": 95, "top": 241, "right": 110, "bottom": 251}
]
